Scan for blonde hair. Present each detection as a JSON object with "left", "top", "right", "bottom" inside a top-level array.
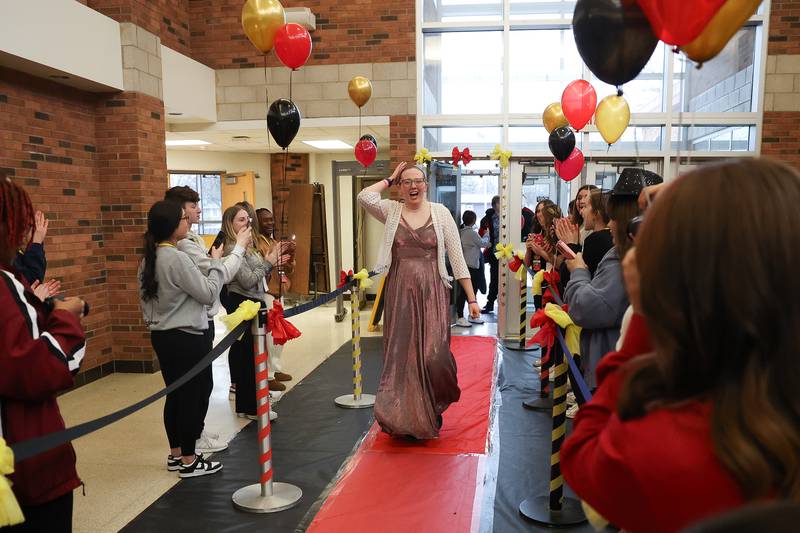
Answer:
[{"left": 221, "top": 205, "right": 257, "bottom": 254}]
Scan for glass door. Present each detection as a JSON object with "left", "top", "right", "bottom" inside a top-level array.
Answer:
[
  {"left": 522, "top": 164, "right": 572, "bottom": 217},
  {"left": 428, "top": 160, "right": 461, "bottom": 224},
  {"left": 586, "top": 159, "right": 663, "bottom": 191}
]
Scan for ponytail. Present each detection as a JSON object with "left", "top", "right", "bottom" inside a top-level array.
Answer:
[{"left": 141, "top": 231, "right": 158, "bottom": 301}]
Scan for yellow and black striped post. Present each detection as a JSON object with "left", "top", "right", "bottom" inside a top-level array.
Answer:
[
  {"left": 519, "top": 334, "right": 586, "bottom": 526},
  {"left": 334, "top": 283, "right": 376, "bottom": 409},
  {"left": 518, "top": 276, "right": 527, "bottom": 348}
]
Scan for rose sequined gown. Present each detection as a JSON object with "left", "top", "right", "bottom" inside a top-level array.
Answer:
[{"left": 374, "top": 216, "right": 461, "bottom": 439}]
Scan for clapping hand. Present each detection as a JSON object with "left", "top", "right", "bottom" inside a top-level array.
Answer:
[
  {"left": 30, "top": 279, "right": 61, "bottom": 301},
  {"left": 32, "top": 211, "right": 49, "bottom": 244},
  {"left": 555, "top": 218, "right": 580, "bottom": 245}
]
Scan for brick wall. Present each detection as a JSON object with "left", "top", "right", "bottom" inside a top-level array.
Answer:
[
  {"left": 189, "top": 0, "right": 414, "bottom": 69},
  {"left": 270, "top": 152, "right": 309, "bottom": 236},
  {"left": 769, "top": 0, "right": 800, "bottom": 55},
  {"left": 88, "top": 0, "right": 191, "bottom": 56},
  {"left": 761, "top": 112, "right": 800, "bottom": 166},
  {"left": 0, "top": 68, "right": 114, "bottom": 374},
  {"left": 389, "top": 114, "right": 416, "bottom": 167}
]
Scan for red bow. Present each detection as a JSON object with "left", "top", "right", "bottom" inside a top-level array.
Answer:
[
  {"left": 527, "top": 308, "right": 557, "bottom": 354},
  {"left": 508, "top": 255, "right": 523, "bottom": 273},
  {"left": 452, "top": 146, "right": 472, "bottom": 167},
  {"left": 542, "top": 270, "right": 561, "bottom": 305},
  {"left": 267, "top": 300, "right": 301, "bottom": 345},
  {"left": 337, "top": 269, "right": 353, "bottom": 289}
]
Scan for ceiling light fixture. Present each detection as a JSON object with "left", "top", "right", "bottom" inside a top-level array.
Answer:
[
  {"left": 302, "top": 140, "right": 352, "bottom": 150},
  {"left": 165, "top": 140, "right": 211, "bottom": 146},
  {"left": 168, "top": 112, "right": 184, "bottom": 116}
]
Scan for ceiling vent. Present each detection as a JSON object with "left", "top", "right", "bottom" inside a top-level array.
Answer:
[{"left": 285, "top": 7, "right": 316, "bottom": 31}]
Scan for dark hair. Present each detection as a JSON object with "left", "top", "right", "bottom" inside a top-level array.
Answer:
[
  {"left": 0, "top": 177, "right": 35, "bottom": 263},
  {"left": 606, "top": 194, "right": 640, "bottom": 257},
  {"left": 462, "top": 210, "right": 477, "bottom": 226},
  {"left": 568, "top": 200, "right": 578, "bottom": 225},
  {"left": 256, "top": 208, "right": 272, "bottom": 216},
  {"left": 532, "top": 199, "right": 560, "bottom": 244},
  {"left": 521, "top": 207, "right": 535, "bottom": 239},
  {"left": 574, "top": 184, "right": 599, "bottom": 226},
  {"left": 164, "top": 185, "right": 200, "bottom": 205},
  {"left": 491, "top": 195, "right": 500, "bottom": 208},
  {"left": 620, "top": 158, "right": 800, "bottom": 501},
  {"left": 140, "top": 201, "right": 182, "bottom": 301},
  {"left": 587, "top": 189, "right": 611, "bottom": 226}
]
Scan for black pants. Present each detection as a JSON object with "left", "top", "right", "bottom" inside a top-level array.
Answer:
[
  {"left": 151, "top": 328, "right": 212, "bottom": 456},
  {"left": 197, "top": 320, "right": 215, "bottom": 437},
  {"left": 224, "top": 292, "right": 262, "bottom": 416},
  {"left": 486, "top": 255, "right": 499, "bottom": 307},
  {"left": 456, "top": 267, "right": 484, "bottom": 318},
  {"left": 7, "top": 491, "right": 73, "bottom": 533}
]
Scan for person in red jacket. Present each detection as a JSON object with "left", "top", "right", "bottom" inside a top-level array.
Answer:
[
  {"left": 561, "top": 159, "right": 800, "bottom": 533},
  {"left": 0, "top": 177, "right": 86, "bottom": 532}
]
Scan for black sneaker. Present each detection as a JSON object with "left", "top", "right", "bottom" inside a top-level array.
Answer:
[
  {"left": 167, "top": 455, "right": 181, "bottom": 472},
  {"left": 480, "top": 306, "right": 494, "bottom": 314},
  {"left": 178, "top": 453, "right": 223, "bottom": 478}
]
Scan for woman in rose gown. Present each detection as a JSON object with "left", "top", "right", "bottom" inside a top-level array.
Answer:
[{"left": 358, "top": 162, "right": 481, "bottom": 439}]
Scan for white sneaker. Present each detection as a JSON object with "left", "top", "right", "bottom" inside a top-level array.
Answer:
[
  {"left": 237, "top": 411, "right": 278, "bottom": 421},
  {"left": 195, "top": 431, "right": 228, "bottom": 454},
  {"left": 566, "top": 403, "right": 580, "bottom": 419},
  {"left": 566, "top": 392, "right": 576, "bottom": 407},
  {"left": 469, "top": 317, "right": 485, "bottom": 325},
  {"left": 455, "top": 318, "right": 471, "bottom": 328},
  {"left": 269, "top": 390, "right": 283, "bottom": 402},
  {"left": 533, "top": 359, "right": 542, "bottom": 368},
  {"left": 178, "top": 453, "right": 223, "bottom": 478}
]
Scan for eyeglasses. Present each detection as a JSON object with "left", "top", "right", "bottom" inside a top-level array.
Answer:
[{"left": 400, "top": 178, "right": 427, "bottom": 187}]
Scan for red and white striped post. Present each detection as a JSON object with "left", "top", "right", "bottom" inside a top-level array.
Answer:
[{"left": 232, "top": 308, "right": 302, "bottom": 513}]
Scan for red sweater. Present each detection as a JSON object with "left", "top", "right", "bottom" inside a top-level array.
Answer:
[
  {"left": 561, "top": 314, "right": 744, "bottom": 533},
  {"left": 0, "top": 266, "right": 85, "bottom": 505}
]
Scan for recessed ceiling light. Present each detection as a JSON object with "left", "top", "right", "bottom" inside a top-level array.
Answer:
[
  {"left": 49, "top": 74, "right": 70, "bottom": 80},
  {"left": 302, "top": 140, "right": 352, "bottom": 150},
  {"left": 232, "top": 135, "right": 251, "bottom": 141},
  {"left": 165, "top": 140, "right": 211, "bottom": 146},
  {"left": 168, "top": 112, "right": 184, "bottom": 116}
]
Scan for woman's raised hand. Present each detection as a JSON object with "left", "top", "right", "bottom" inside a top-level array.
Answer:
[
  {"left": 235, "top": 226, "right": 252, "bottom": 249},
  {"left": 388, "top": 161, "right": 408, "bottom": 185},
  {"left": 555, "top": 218, "right": 580, "bottom": 245}
]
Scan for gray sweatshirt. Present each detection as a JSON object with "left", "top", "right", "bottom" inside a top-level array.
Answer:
[
  {"left": 564, "top": 247, "right": 629, "bottom": 389},
  {"left": 178, "top": 230, "right": 245, "bottom": 317},
  {"left": 459, "top": 226, "right": 489, "bottom": 270},
  {"left": 224, "top": 244, "right": 274, "bottom": 301},
  {"left": 139, "top": 245, "right": 225, "bottom": 334}
]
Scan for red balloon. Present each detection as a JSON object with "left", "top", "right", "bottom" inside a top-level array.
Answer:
[
  {"left": 561, "top": 80, "right": 597, "bottom": 132},
  {"left": 555, "top": 148, "right": 585, "bottom": 182},
  {"left": 634, "top": 0, "right": 726, "bottom": 46},
  {"left": 274, "top": 23, "right": 312, "bottom": 70},
  {"left": 355, "top": 139, "right": 377, "bottom": 167}
]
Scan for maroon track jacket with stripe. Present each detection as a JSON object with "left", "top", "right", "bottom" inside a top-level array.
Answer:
[{"left": 0, "top": 266, "right": 85, "bottom": 506}]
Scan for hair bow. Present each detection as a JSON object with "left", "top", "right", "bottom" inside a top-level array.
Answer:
[
  {"left": 221, "top": 299, "right": 261, "bottom": 340},
  {"left": 494, "top": 242, "right": 514, "bottom": 261},
  {"left": 414, "top": 148, "right": 432, "bottom": 165},
  {"left": 452, "top": 146, "right": 472, "bottom": 167},
  {"left": 268, "top": 299, "right": 301, "bottom": 345},
  {"left": 490, "top": 144, "right": 512, "bottom": 169},
  {"left": 0, "top": 438, "right": 23, "bottom": 527},
  {"left": 338, "top": 269, "right": 354, "bottom": 289},
  {"left": 352, "top": 269, "right": 374, "bottom": 289}
]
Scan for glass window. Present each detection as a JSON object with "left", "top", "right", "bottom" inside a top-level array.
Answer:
[
  {"left": 522, "top": 165, "right": 571, "bottom": 218},
  {"left": 670, "top": 125, "right": 756, "bottom": 152},
  {"left": 423, "top": 31, "right": 504, "bottom": 115},
  {"left": 423, "top": 0, "right": 502, "bottom": 23},
  {"left": 510, "top": 0, "right": 576, "bottom": 20},
  {"left": 509, "top": 125, "right": 583, "bottom": 153},
  {"left": 509, "top": 29, "right": 583, "bottom": 114},
  {"left": 460, "top": 166, "right": 499, "bottom": 224},
  {"left": 591, "top": 43, "right": 666, "bottom": 113},
  {"left": 673, "top": 27, "right": 757, "bottom": 112},
  {"left": 169, "top": 172, "right": 223, "bottom": 235},
  {"left": 588, "top": 126, "right": 663, "bottom": 152},
  {"left": 423, "top": 126, "right": 503, "bottom": 151}
]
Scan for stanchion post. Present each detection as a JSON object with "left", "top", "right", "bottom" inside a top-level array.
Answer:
[
  {"left": 519, "top": 333, "right": 586, "bottom": 526},
  {"left": 232, "top": 310, "right": 302, "bottom": 513},
  {"left": 503, "top": 272, "right": 536, "bottom": 352},
  {"left": 335, "top": 285, "right": 376, "bottom": 408},
  {"left": 523, "top": 278, "right": 553, "bottom": 410}
]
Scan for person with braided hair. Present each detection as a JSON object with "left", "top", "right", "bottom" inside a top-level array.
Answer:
[{"left": 0, "top": 176, "right": 86, "bottom": 532}]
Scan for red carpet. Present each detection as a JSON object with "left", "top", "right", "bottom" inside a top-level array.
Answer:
[{"left": 309, "top": 336, "right": 496, "bottom": 533}]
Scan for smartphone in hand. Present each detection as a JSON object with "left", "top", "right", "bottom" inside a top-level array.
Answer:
[
  {"left": 208, "top": 230, "right": 225, "bottom": 255},
  {"left": 556, "top": 240, "right": 577, "bottom": 260}
]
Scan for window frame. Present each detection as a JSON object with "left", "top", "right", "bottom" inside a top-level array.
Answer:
[{"left": 168, "top": 171, "right": 224, "bottom": 236}]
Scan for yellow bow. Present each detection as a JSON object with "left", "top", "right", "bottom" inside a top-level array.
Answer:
[
  {"left": 414, "top": 148, "right": 432, "bottom": 165},
  {"left": 513, "top": 249, "right": 527, "bottom": 281},
  {"left": 532, "top": 269, "right": 545, "bottom": 296},
  {"left": 353, "top": 269, "right": 374, "bottom": 289},
  {"left": 0, "top": 438, "right": 24, "bottom": 527},
  {"left": 221, "top": 299, "right": 262, "bottom": 339},
  {"left": 494, "top": 242, "right": 514, "bottom": 261},
  {"left": 490, "top": 144, "right": 512, "bottom": 169},
  {"left": 582, "top": 501, "right": 609, "bottom": 531},
  {"left": 543, "top": 302, "right": 581, "bottom": 357}
]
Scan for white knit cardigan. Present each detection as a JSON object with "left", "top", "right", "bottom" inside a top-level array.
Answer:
[{"left": 357, "top": 189, "right": 470, "bottom": 288}]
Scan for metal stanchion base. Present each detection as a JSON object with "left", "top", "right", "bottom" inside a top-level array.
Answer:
[
  {"left": 232, "top": 482, "right": 302, "bottom": 513},
  {"left": 523, "top": 397, "right": 553, "bottom": 411},
  {"left": 502, "top": 338, "right": 537, "bottom": 352},
  {"left": 519, "top": 496, "right": 587, "bottom": 527},
  {"left": 334, "top": 393, "right": 376, "bottom": 409}
]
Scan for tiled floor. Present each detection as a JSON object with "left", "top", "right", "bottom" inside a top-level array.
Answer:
[{"left": 59, "top": 295, "right": 502, "bottom": 532}]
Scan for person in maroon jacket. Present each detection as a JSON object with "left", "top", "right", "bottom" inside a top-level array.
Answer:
[
  {"left": 0, "top": 177, "right": 86, "bottom": 532},
  {"left": 561, "top": 159, "right": 800, "bottom": 532}
]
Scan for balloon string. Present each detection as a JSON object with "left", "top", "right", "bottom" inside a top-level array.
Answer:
[
  {"left": 358, "top": 107, "right": 362, "bottom": 139},
  {"left": 289, "top": 69, "right": 293, "bottom": 102},
  {"left": 264, "top": 54, "right": 272, "bottom": 155}
]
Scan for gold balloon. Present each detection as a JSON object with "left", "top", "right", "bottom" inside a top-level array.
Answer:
[
  {"left": 595, "top": 95, "right": 630, "bottom": 145},
  {"left": 543, "top": 103, "right": 569, "bottom": 134},
  {"left": 241, "top": 0, "right": 286, "bottom": 54},
  {"left": 348, "top": 76, "right": 373, "bottom": 108},
  {"left": 681, "top": 0, "right": 761, "bottom": 64}
]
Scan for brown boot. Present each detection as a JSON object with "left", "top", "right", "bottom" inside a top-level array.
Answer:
[
  {"left": 274, "top": 372, "right": 293, "bottom": 381},
  {"left": 268, "top": 379, "right": 287, "bottom": 391}
]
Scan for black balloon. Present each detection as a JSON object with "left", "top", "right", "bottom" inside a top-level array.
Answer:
[
  {"left": 359, "top": 134, "right": 377, "bottom": 150},
  {"left": 548, "top": 127, "right": 576, "bottom": 162},
  {"left": 267, "top": 99, "right": 301, "bottom": 149},
  {"left": 572, "top": 0, "right": 658, "bottom": 87}
]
